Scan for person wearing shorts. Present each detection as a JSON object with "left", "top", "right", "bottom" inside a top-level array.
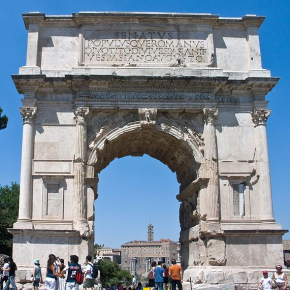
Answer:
[
  {"left": 32, "top": 259, "right": 43, "bottom": 290},
  {"left": 83, "top": 255, "right": 94, "bottom": 290}
]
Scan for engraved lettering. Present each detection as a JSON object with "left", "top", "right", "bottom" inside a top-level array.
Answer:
[{"left": 85, "top": 30, "right": 209, "bottom": 65}]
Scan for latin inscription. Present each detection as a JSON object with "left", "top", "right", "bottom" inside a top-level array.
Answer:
[
  {"left": 74, "top": 92, "right": 239, "bottom": 104},
  {"left": 84, "top": 31, "right": 209, "bottom": 65}
]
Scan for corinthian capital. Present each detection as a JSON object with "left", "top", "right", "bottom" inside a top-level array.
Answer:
[
  {"left": 252, "top": 109, "right": 271, "bottom": 126},
  {"left": 203, "top": 108, "right": 218, "bottom": 125},
  {"left": 74, "top": 107, "right": 90, "bottom": 125},
  {"left": 20, "top": 107, "right": 37, "bottom": 124}
]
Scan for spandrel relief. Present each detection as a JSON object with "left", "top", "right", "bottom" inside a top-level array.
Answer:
[
  {"left": 87, "top": 111, "right": 139, "bottom": 149},
  {"left": 157, "top": 112, "right": 204, "bottom": 149}
]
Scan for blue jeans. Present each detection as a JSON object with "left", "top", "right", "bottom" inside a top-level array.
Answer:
[
  {"left": 155, "top": 282, "right": 163, "bottom": 290},
  {"left": 3, "top": 276, "right": 17, "bottom": 290}
]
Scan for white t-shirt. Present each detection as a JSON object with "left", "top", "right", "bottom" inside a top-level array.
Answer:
[
  {"left": 85, "top": 263, "right": 93, "bottom": 278},
  {"left": 4, "top": 263, "right": 9, "bottom": 277},
  {"left": 260, "top": 277, "right": 272, "bottom": 290}
]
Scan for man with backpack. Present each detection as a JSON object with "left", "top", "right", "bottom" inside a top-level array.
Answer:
[
  {"left": 61, "top": 255, "right": 83, "bottom": 290},
  {"left": 83, "top": 255, "right": 97, "bottom": 290}
]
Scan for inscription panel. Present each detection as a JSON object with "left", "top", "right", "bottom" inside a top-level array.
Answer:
[{"left": 84, "top": 27, "right": 212, "bottom": 67}]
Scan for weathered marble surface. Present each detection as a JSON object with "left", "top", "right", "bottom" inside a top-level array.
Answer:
[{"left": 11, "top": 12, "right": 285, "bottom": 289}]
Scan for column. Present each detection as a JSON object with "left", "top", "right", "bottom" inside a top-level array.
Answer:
[
  {"left": 252, "top": 109, "right": 274, "bottom": 222},
  {"left": 73, "top": 107, "right": 91, "bottom": 235},
  {"left": 16, "top": 107, "right": 37, "bottom": 228},
  {"left": 203, "top": 108, "right": 219, "bottom": 222}
]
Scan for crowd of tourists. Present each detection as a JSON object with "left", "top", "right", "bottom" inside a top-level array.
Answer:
[
  {"left": 1, "top": 257, "right": 290, "bottom": 290},
  {"left": 0, "top": 254, "right": 98, "bottom": 290},
  {"left": 147, "top": 259, "right": 182, "bottom": 290},
  {"left": 45, "top": 254, "right": 98, "bottom": 290}
]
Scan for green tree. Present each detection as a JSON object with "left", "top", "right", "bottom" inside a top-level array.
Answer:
[
  {"left": 0, "top": 183, "right": 19, "bottom": 255},
  {"left": 98, "top": 259, "right": 132, "bottom": 287},
  {"left": 94, "top": 243, "right": 104, "bottom": 257},
  {"left": 0, "top": 106, "right": 8, "bottom": 130}
]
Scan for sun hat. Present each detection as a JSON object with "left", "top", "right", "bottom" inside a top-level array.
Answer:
[{"left": 34, "top": 259, "right": 40, "bottom": 265}]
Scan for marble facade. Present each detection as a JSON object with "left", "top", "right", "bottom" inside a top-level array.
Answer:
[{"left": 11, "top": 12, "right": 286, "bottom": 288}]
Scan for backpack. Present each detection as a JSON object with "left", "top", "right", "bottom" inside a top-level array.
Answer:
[
  {"left": 148, "top": 270, "right": 154, "bottom": 280},
  {"left": 76, "top": 266, "right": 84, "bottom": 285},
  {"left": 90, "top": 262, "right": 99, "bottom": 279}
]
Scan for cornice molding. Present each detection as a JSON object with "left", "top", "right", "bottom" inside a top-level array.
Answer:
[{"left": 12, "top": 75, "right": 279, "bottom": 98}]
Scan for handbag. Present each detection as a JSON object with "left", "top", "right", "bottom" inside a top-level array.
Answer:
[{"left": 271, "top": 278, "right": 277, "bottom": 289}]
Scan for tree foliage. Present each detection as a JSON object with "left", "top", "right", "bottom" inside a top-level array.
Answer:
[
  {"left": 0, "top": 183, "right": 19, "bottom": 255},
  {"left": 94, "top": 243, "right": 104, "bottom": 256},
  {"left": 0, "top": 106, "right": 8, "bottom": 130},
  {"left": 98, "top": 259, "right": 132, "bottom": 287}
]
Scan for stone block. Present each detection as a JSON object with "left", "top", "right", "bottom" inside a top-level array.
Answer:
[
  {"left": 208, "top": 238, "right": 226, "bottom": 266},
  {"left": 233, "top": 272, "right": 248, "bottom": 284},
  {"left": 207, "top": 272, "right": 225, "bottom": 284},
  {"left": 219, "top": 284, "right": 235, "bottom": 290}
]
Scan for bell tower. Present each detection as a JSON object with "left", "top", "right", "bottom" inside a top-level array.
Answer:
[{"left": 148, "top": 224, "right": 154, "bottom": 242}]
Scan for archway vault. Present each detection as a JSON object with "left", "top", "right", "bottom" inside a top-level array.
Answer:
[{"left": 87, "top": 111, "right": 204, "bottom": 192}]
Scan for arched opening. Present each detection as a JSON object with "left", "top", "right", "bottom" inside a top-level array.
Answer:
[
  {"left": 88, "top": 124, "right": 202, "bottom": 192},
  {"left": 94, "top": 154, "right": 180, "bottom": 247},
  {"left": 87, "top": 123, "right": 203, "bottom": 272}
]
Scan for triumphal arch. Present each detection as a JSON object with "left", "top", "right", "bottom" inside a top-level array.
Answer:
[{"left": 11, "top": 12, "right": 286, "bottom": 287}]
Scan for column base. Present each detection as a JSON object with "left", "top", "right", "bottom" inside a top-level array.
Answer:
[
  {"left": 183, "top": 267, "right": 290, "bottom": 290},
  {"left": 13, "top": 220, "right": 33, "bottom": 229}
]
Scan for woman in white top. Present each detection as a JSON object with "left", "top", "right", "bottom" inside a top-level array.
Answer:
[{"left": 272, "top": 265, "right": 287, "bottom": 290}]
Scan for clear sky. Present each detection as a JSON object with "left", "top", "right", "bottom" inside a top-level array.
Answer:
[{"left": 0, "top": 0, "right": 289, "bottom": 249}]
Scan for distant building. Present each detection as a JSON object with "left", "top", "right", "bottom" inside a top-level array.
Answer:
[
  {"left": 283, "top": 240, "right": 290, "bottom": 263},
  {"left": 121, "top": 224, "right": 180, "bottom": 275},
  {"left": 95, "top": 246, "right": 121, "bottom": 264}
]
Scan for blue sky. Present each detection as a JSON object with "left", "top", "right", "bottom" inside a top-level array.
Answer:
[{"left": 0, "top": 0, "right": 289, "bottom": 249}]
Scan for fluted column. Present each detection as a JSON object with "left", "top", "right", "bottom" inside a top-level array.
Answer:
[
  {"left": 73, "top": 107, "right": 91, "bottom": 236},
  {"left": 16, "top": 107, "right": 37, "bottom": 227},
  {"left": 252, "top": 109, "right": 274, "bottom": 222},
  {"left": 203, "top": 108, "right": 219, "bottom": 222}
]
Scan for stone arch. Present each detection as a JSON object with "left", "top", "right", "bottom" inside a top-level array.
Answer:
[{"left": 87, "top": 116, "right": 204, "bottom": 192}]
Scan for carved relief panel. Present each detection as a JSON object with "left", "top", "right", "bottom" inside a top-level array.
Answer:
[{"left": 42, "top": 178, "right": 65, "bottom": 220}]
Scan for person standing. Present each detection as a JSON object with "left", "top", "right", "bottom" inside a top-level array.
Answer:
[
  {"left": 258, "top": 271, "right": 271, "bottom": 290},
  {"left": 0, "top": 258, "right": 9, "bottom": 290},
  {"left": 272, "top": 265, "right": 287, "bottom": 290},
  {"left": 54, "top": 257, "right": 62, "bottom": 290},
  {"left": 32, "top": 259, "right": 43, "bottom": 290},
  {"left": 132, "top": 276, "right": 137, "bottom": 288},
  {"left": 83, "top": 255, "right": 94, "bottom": 290},
  {"left": 58, "top": 259, "right": 66, "bottom": 290},
  {"left": 61, "top": 255, "right": 82, "bottom": 290},
  {"left": 168, "top": 259, "right": 182, "bottom": 290},
  {"left": 2, "top": 257, "right": 18, "bottom": 290},
  {"left": 45, "top": 254, "right": 59, "bottom": 290},
  {"left": 148, "top": 261, "right": 156, "bottom": 290},
  {"left": 162, "top": 264, "right": 169, "bottom": 290},
  {"left": 154, "top": 261, "right": 165, "bottom": 290}
]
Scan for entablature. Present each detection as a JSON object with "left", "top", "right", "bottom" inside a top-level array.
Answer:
[{"left": 12, "top": 74, "right": 279, "bottom": 107}]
